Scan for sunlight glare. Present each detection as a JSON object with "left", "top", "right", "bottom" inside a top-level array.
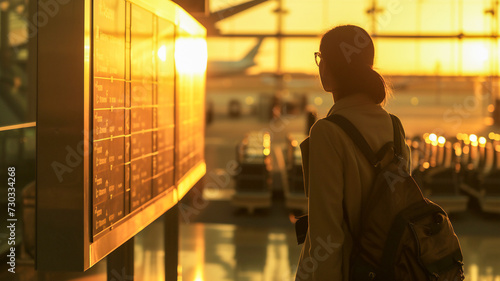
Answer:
[
  {"left": 471, "top": 44, "right": 489, "bottom": 63},
  {"left": 175, "top": 37, "right": 208, "bottom": 74},
  {"left": 158, "top": 45, "right": 167, "bottom": 62}
]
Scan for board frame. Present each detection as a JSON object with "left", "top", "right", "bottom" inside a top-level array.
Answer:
[{"left": 36, "top": 0, "right": 206, "bottom": 271}]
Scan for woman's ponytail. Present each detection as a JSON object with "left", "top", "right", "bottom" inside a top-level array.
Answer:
[{"left": 363, "top": 67, "right": 387, "bottom": 105}]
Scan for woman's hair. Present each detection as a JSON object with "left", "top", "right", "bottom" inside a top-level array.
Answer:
[{"left": 320, "top": 25, "right": 389, "bottom": 104}]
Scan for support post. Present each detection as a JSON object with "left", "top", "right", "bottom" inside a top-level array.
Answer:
[
  {"left": 165, "top": 204, "right": 179, "bottom": 281},
  {"left": 107, "top": 237, "right": 134, "bottom": 281}
]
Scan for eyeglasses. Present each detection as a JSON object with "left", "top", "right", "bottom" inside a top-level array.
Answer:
[{"left": 314, "top": 52, "right": 322, "bottom": 66}]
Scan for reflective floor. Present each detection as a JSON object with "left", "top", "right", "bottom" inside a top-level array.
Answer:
[
  {"left": 180, "top": 223, "right": 500, "bottom": 281},
  {"left": 178, "top": 216, "right": 300, "bottom": 281},
  {"left": 103, "top": 217, "right": 500, "bottom": 281},
  {"left": 1, "top": 201, "right": 500, "bottom": 281}
]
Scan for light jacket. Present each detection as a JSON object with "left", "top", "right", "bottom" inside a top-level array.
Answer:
[{"left": 295, "top": 93, "right": 411, "bottom": 281}]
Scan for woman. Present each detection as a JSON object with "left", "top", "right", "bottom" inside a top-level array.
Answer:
[{"left": 295, "top": 25, "right": 411, "bottom": 281}]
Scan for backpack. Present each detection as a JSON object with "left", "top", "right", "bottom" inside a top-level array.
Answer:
[{"left": 325, "top": 114, "right": 465, "bottom": 281}]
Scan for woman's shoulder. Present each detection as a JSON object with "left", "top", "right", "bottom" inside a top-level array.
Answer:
[{"left": 309, "top": 118, "right": 351, "bottom": 143}]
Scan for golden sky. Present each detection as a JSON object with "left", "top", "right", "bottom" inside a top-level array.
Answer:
[{"left": 208, "top": 0, "right": 500, "bottom": 76}]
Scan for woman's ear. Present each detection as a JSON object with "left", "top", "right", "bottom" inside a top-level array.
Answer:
[{"left": 319, "top": 62, "right": 334, "bottom": 92}]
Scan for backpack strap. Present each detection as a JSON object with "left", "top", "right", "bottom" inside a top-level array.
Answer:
[
  {"left": 325, "top": 114, "right": 379, "bottom": 167},
  {"left": 325, "top": 113, "right": 407, "bottom": 278},
  {"left": 324, "top": 114, "right": 375, "bottom": 270},
  {"left": 389, "top": 114, "right": 403, "bottom": 156}
]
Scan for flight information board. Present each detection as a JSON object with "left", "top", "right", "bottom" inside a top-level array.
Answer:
[
  {"left": 37, "top": 0, "right": 205, "bottom": 270},
  {"left": 92, "top": 0, "right": 179, "bottom": 237}
]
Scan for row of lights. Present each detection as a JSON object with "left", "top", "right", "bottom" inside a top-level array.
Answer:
[
  {"left": 420, "top": 132, "right": 500, "bottom": 158},
  {"left": 419, "top": 132, "right": 500, "bottom": 169},
  {"left": 457, "top": 133, "right": 495, "bottom": 146},
  {"left": 423, "top": 133, "right": 447, "bottom": 146},
  {"left": 424, "top": 133, "right": 497, "bottom": 146}
]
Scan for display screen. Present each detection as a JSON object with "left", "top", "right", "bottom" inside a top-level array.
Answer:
[{"left": 92, "top": 0, "right": 177, "bottom": 237}]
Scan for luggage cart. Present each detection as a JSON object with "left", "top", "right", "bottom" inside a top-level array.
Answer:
[
  {"left": 413, "top": 134, "right": 469, "bottom": 213},
  {"left": 476, "top": 133, "right": 500, "bottom": 214},
  {"left": 231, "top": 131, "right": 273, "bottom": 213}
]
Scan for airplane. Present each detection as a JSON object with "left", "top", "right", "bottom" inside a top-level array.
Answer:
[{"left": 207, "top": 37, "right": 264, "bottom": 77}]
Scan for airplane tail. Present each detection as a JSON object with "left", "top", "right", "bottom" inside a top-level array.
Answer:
[{"left": 240, "top": 37, "right": 264, "bottom": 63}]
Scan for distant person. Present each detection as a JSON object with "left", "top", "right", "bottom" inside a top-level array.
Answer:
[
  {"left": 295, "top": 25, "right": 411, "bottom": 280},
  {"left": 206, "top": 99, "right": 214, "bottom": 125}
]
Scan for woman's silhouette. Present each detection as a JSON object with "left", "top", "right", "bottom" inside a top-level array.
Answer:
[{"left": 295, "top": 25, "right": 411, "bottom": 281}]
